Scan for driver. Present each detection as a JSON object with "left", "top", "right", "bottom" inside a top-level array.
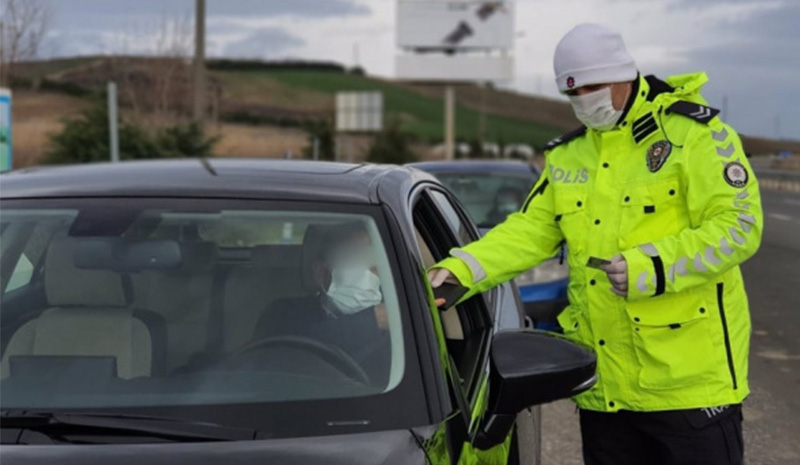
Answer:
[{"left": 252, "top": 223, "right": 390, "bottom": 383}]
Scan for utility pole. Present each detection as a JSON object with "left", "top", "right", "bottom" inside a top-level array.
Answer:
[
  {"left": 193, "top": 0, "right": 206, "bottom": 123},
  {"left": 479, "top": 82, "right": 487, "bottom": 150},
  {"left": 352, "top": 42, "right": 360, "bottom": 69},
  {"left": 107, "top": 82, "right": 120, "bottom": 163},
  {"left": 0, "top": 20, "right": 5, "bottom": 87},
  {"left": 445, "top": 86, "right": 455, "bottom": 160}
]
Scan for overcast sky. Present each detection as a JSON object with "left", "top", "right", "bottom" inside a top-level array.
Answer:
[{"left": 37, "top": 0, "right": 800, "bottom": 140}]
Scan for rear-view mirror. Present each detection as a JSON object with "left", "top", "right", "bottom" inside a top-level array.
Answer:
[{"left": 72, "top": 238, "right": 182, "bottom": 272}]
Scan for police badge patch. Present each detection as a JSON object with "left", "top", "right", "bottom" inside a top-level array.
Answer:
[
  {"left": 724, "top": 161, "right": 748, "bottom": 188},
  {"left": 646, "top": 140, "right": 672, "bottom": 173}
]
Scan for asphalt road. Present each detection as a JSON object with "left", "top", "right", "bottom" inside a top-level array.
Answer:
[{"left": 540, "top": 187, "right": 800, "bottom": 465}]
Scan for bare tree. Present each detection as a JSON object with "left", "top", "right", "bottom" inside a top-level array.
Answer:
[
  {"left": 108, "top": 13, "right": 194, "bottom": 128},
  {"left": 152, "top": 13, "right": 193, "bottom": 122},
  {"left": 0, "top": 0, "right": 53, "bottom": 86}
]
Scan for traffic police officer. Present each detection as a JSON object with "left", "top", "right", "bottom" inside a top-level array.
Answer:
[{"left": 429, "top": 23, "right": 762, "bottom": 465}]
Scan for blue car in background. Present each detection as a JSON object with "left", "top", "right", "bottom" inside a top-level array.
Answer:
[{"left": 409, "top": 160, "right": 568, "bottom": 329}]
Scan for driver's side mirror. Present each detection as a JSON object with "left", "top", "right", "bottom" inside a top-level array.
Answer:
[{"left": 473, "top": 330, "right": 596, "bottom": 450}]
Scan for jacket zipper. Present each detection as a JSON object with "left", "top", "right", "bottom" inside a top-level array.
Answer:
[{"left": 717, "top": 282, "right": 738, "bottom": 390}]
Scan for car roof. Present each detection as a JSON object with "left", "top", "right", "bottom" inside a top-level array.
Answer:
[
  {"left": 408, "top": 159, "right": 539, "bottom": 175},
  {"left": 0, "top": 159, "right": 436, "bottom": 204}
]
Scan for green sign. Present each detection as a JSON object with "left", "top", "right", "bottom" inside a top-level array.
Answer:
[{"left": 0, "top": 88, "right": 11, "bottom": 172}]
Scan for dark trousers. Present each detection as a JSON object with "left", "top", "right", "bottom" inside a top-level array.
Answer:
[{"left": 580, "top": 406, "right": 744, "bottom": 465}]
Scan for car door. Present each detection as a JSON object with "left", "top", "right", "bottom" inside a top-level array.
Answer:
[{"left": 411, "top": 184, "right": 500, "bottom": 463}]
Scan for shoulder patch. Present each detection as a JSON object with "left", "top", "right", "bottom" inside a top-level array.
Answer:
[
  {"left": 667, "top": 101, "right": 720, "bottom": 124},
  {"left": 544, "top": 126, "right": 587, "bottom": 152},
  {"left": 723, "top": 161, "right": 748, "bottom": 188}
]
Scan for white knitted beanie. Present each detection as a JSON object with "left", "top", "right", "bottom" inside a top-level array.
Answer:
[{"left": 553, "top": 24, "right": 637, "bottom": 93}]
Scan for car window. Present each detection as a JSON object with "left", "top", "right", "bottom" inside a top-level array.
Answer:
[
  {"left": 5, "top": 254, "right": 33, "bottom": 293},
  {"left": 433, "top": 171, "right": 537, "bottom": 228},
  {"left": 413, "top": 191, "right": 492, "bottom": 404},
  {"left": 427, "top": 190, "right": 477, "bottom": 245},
  {"left": 1, "top": 214, "right": 67, "bottom": 295},
  {"left": 0, "top": 199, "right": 408, "bottom": 415},
  {"left": 200, "top": 218, "right": 309, "bottom": 246}
]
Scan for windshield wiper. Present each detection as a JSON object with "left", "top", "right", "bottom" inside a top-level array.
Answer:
[{"left": 1, "top": 410, "right": 258, "bottom": 444}]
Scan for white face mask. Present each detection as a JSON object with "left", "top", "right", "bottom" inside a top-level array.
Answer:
[
  {"left": 568, "top": 86, "right": 627, "bottom": 131},
  {"left": 325, "top": 264, "right": 382, "bottom": 315}
]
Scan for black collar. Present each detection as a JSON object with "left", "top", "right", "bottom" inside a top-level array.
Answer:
[
  {"left": 616, "top": 74, "right": 641, "bottom": 125},
  {"left": 644, "top": 74, "right": 674, "bottom": 101}
]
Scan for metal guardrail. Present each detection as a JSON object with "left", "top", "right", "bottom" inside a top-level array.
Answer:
[{"left": 754, "top": 168, "right": 800, "bottom": 192}]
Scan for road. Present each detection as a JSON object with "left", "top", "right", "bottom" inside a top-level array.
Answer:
[{"left": 541, "top": 187, "right": 800, "bottom": 465}]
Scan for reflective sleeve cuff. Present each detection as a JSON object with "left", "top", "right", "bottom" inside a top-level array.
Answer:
[
  {"left": 622, "top": 247, "right": 658, "bottom": 301},
  {"left": 433, "top": 256, "right": 475, "bottom": 288}
]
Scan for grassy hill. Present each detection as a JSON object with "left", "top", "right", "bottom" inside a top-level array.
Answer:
[
  {"left": 13, "top": 57, "right": 566, "bottom": 149},
  {"left": 10, "top": 56, "right": 800, "bottom": 163},
  {"left": 236, "top": 70, "right": 561, "bottom": 146}
]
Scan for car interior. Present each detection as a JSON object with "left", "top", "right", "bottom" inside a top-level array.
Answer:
[{"left": 0, "top": 210, "right": 403, "bottom": 407}]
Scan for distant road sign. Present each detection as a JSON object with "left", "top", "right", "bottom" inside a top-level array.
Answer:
[
  {"left": 336, "top": 92, "right": 383, "bottom": 132},
  {"left": 397, "top": 1, "right": 514, "bottom": 50},
  {"left": 0, "top": 88, "right": 11, "bottom": 172}
]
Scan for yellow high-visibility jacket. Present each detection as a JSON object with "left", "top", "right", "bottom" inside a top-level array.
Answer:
[{"left": 435, "top": 73, "right": 763, "bottom": 412}]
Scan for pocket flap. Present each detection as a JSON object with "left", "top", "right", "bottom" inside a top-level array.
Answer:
[
  {"left": 621, "top": 179, "right": 681, "bottom": 206},
  {"left": 625, "top": 291, "right": 709, "bottom": 327},
  {"left": 555, "top": 190, "right": 587, "bottom": 215}
]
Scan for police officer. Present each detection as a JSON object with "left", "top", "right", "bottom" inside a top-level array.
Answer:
[{"left": 429, "top": 23, "right": 761, "bottom": 465}]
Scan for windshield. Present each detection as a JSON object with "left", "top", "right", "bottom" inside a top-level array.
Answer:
[
  {"left": 433, "top": 170, "right": 538, "bottom": 228},
  {"left": 0, "top": 198, "right": 407, "bottom": 415}
]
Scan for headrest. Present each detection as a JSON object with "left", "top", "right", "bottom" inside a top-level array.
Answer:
[{"left": 45, "top": 237, "right": 128, "bottom": 308}]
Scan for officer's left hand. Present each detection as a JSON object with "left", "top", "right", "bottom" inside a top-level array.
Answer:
[{"left": 600, "top": 255, "right": 628, "bottom": 298}]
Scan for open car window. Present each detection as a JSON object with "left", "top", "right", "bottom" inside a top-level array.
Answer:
[{"left": 412, "top": 189, "right": 492, "bottom": 408}]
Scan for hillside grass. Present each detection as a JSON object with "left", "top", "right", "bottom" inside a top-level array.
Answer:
[
  {"left": 221, "top": 69, "right": 562, "bottom": 147},
  {"left": 13, "top": 57, "right": 798, "bottom": 155}
]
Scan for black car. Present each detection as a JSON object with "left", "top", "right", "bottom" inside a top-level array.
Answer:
[{"left": 0, "top": 160, "right": 595, "bottom": 464}]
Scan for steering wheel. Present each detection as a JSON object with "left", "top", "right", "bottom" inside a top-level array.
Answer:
[{"left": 230, "top": 335, "right": 371, "bottom": 385}]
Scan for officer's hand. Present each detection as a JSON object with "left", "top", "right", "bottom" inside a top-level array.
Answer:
[
  {"left": 600, "top": 255, "right": 628, "bottom": 298},
  {"left": 427, "top": 268, "right": 460, "bottom": 307}
]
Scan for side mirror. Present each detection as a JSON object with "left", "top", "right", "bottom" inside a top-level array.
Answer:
[{"left": 473, "top": 330, "right": 597, "bottom": 450}]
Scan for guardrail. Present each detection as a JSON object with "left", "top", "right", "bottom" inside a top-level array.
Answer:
[{"left": 754, "top": 168, "right": 800, "bottom": 192}]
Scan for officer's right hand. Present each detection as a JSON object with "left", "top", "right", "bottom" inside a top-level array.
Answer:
[{"left": 427, "top": 268, "right": 461, "bottom": 307}]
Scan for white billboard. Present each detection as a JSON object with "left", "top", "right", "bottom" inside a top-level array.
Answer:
[
  {"left": 397, "top": 1, "right": 514, "bottom": 50},
  {"left": 396, "top": 53, "right": 513, "bottom": 82},
  {"left": 336, "top": 92, "right": 383, "bottom": 132}
]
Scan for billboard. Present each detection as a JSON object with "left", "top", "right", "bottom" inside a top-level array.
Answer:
[
  {"left": 0, "top": 89, "right": 11, "bottom": 172},
  {"left": 396, "top": 53, "right": 513, "bottom": 82},
  {"left": 336, "top": 92, "right": 383, "bottom": 132},
  {"left": 397, "top": 1, "right": 514, "bottom": 50}
]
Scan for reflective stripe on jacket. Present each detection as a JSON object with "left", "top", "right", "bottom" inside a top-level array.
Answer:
[{"left": 435, "top": 72, "right": 762, "bottom": 412}]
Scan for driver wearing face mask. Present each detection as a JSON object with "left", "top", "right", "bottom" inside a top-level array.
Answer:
[{"left": 253, "top": 223, "right": 390, "bottom": 384}]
